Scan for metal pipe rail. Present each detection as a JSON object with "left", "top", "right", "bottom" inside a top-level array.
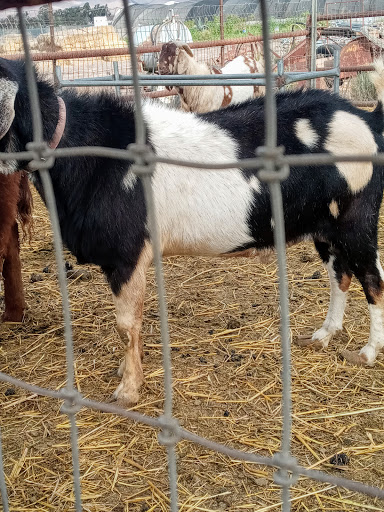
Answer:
[
  {"left": 55, "top": 66, "right": 340, "bottom": 89},
  {"left": 5, "top": 29, "right": 310, "bottom": 63}
]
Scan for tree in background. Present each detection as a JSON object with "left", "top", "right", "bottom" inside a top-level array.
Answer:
[{"left": 0, "top": 3, "right": 112, "bottom": 30}]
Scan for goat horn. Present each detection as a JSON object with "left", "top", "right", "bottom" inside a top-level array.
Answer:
[
  {"left": 182, "top": 44, "right": 193, "bottom": 57},
  {"left": 174, "top": 39, "right": 193, "bottom": 57}
]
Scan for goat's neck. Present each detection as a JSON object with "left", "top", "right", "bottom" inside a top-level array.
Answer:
[
  {"left": 181, "top": 56, "right": 211, "bottom": 76},
  {"left": 176, "top": 56, "right": 224, "bottom": 113}
]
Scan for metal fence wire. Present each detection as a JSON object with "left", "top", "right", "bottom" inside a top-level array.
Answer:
[{"left": 1, "top": 1, "right": 384, "bottom": 512}]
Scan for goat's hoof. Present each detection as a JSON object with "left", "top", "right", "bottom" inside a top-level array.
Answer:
[
  {"left": 294, "top": 335, "right": 324, "bottom": 350},
  {"left": 112, "top": 383, "right": 139, "bottom": 407},
  {"left": 339, "top": 350, "right": 374, "bottom": 367},
  {"left": 1, "top": 311, "right": 24, "bottom": 323}
]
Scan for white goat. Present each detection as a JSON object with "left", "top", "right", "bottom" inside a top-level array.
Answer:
[{"left": 158, "top": 41, "right": 264, "bottom": 113}]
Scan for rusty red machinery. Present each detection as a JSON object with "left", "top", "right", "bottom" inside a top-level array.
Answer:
[{"left": 282, "top": 13, "right": 384, "bottom": 85}]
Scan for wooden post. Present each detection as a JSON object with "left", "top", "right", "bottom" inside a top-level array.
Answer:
[{"left": 48, "top": 3, "right": 58, "bottom": 86}]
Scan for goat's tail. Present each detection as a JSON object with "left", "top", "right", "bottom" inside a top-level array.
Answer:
[{"left": 17, "top": 171, "right": 33, "bottom": 240}]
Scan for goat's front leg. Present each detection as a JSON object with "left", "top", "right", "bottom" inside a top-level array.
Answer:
[{"left": 111, "top": 244, "right": 152, "bottom": 406}]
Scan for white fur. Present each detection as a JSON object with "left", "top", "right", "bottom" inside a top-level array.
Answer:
[
  {"left": 221, "top": 56, "right": 259, "bottom": 105},
  {"left": 325, "top": 111, "right": 377, "bottom": 194},
  {"left": 360, "top": 304, "right": 384, "bottom": 364},
  {"left": 376, "top": 252, "right": 384, "bottom": 281},
  {"left": 359, "top": 253, "right": 384, "bottom": 363},
  {"left": 329, "top": 200, "right": 339, "bottom": 218},
  {"left": 249, "top": 175, "right": 261, "bottom": 193},
  {"left": 295, "top": 118, "right": 319, "bottom": 149},
  {"left": 123, "top": 170, "right": 138, "bottom": 190},
  {"left": 170, "top": 51, "right": 261, "bottom": 113},
  {"left": 371, "top": 59, "right": 384, "bottom": 105},
  {"left": 312, "top": 256, "right": 348, "bottom": 347},
  {"left": 141, "top": 101, "right": 254, "bottom": 255}
]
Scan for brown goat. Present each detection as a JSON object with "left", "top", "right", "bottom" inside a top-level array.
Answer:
[{"left": 0, "top": 171, "right": 32, "bottom": 322}]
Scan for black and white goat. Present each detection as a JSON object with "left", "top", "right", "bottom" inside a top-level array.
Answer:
[{"left": 1, "top": 57, "right": 384, "bottom": 405}]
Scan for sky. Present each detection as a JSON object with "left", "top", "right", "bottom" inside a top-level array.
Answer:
[{"left": 0, "top": 0, "right": 173, "bottom": 19}]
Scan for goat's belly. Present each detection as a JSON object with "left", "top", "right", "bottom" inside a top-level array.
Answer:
[{"left": 153, "top": 167, "right": 255, "bottom": 256}]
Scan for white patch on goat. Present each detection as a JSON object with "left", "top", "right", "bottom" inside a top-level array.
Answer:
[
  {"left": 329, "top": 200, "right": 339, "bottom": 218},
  {"left": 295, "top": 118, "right": 319, "bottom": 149},
  {"left": 312, "top": 255, "right": 348, "bottom": 348},
  {"left": 376, "top": 252, "right": 384, "bottom": 281},
  {"left": 325, "top": 111, "right": 377, "bottom": 194},
  {"left": 123, "top": 171, "right": 138, "bottom": 190},
  {"left": 142, "top": 101, "right": 255, "bottom": 255},
  {"left": 249, "top": 176, "right": 261, "bottom": 193},
  {"left": 270, "top": 218, "right": 275, "bottom": 229}
]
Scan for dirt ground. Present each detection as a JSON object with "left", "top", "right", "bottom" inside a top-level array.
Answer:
[{"left": 1, "top": 190, "right": 384, "bottom": 512}]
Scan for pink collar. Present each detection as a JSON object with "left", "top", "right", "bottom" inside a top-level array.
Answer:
[{"left": 49, "top": 97, "right": 66, "bottom": 149}]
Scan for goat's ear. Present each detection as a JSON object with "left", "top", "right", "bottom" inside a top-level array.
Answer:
[
  {"left": 182, "top": 44, "right": 193, "bottom": 57},
  {"left": 0, "top": 79, "right": 18, "bottom": 139}
]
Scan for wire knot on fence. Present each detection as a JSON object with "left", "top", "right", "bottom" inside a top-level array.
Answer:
[
  {"left": 272, "top": 453, "right": 299, "bottom": 487},
  {"left": 157, "top": 415, "right": 182, "bottom": 447},
  {"left": 25, "top": 141, "right": 55, "bottom": 170},
  {"left": 257, "top": 146, "right": 290, "bottom": 182},
  {"left": 128, "top": 142, "right": 156, "bottom": 176},
  {"left": 60, "top": 389, "right": 83, "bottom": 416}
]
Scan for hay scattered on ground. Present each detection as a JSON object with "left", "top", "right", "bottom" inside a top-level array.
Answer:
[{"left": 1, "top": 190, "right": 384, "bottom": 512}]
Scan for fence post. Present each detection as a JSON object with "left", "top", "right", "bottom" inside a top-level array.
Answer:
[
  {"left": 333, "top": 47, "right": 340, "bottom": 94},
  {"left": 220, "top": 0, "right": 225, "bottom": 66},
  {"left": 277, "top": 58, "right": 285, "bottom": 91},
  {"left": 48, "top": 3, "right": 58, "bottom": 87},
  {"left": 310, "top": 0, "right": 318, "bottom": 88},
  {"left": 113, "top": 61, "right": 121, "bottom": 96}
]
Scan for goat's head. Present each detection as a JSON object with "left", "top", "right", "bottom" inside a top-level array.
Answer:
[
  {"left": 158, "top": 40, "right": 193, "bottom": 76},
  {"left": 0, "top": 58, "right": 62, "bottom": 174}
]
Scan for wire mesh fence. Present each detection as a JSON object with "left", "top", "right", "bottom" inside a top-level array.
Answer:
[
  {"left": 1, "top": 0, "right": 384, "bottom": 511},
  {"left": 2, "top": 0, "right": 384, "bottom": 100}
]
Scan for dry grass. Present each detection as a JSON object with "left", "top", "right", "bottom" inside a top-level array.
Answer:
[{"left": 1, "top": 190, "right": 384, "bottom": 512}]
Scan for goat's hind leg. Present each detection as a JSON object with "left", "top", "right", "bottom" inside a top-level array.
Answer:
[
  {"left": 296, "top": 241, "right": 351, "bottom": 350},
  {"left": 340, "top": 250, "right": 384, "bottom": 366}
]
